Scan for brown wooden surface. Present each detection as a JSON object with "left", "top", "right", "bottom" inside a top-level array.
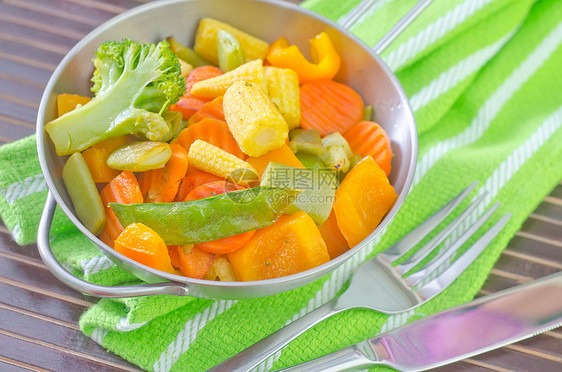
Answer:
[{"left": 0, "top": 0, "right": 560, "bottom": 371}]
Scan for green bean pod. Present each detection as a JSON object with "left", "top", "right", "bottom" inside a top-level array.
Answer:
[
  {"left": 110, "top": 187, "right": 301, "bottom": 245},
  {"left": 62, "top": 152, "right": 106, "bottom": 235},
  {"left": 166, "top": 36, "right": 210, "bottom": 67}
]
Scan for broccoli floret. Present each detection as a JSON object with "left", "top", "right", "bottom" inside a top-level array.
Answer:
[{"left": 45, "top": 39, "right": 186, "bottom": 155}]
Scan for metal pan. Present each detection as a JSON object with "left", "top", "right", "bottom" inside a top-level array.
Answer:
[{"left": 36, "top": 0, "right": 421, "bottom": 299}]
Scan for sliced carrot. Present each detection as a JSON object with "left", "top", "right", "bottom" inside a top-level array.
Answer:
[
  {"left": 300, "top": 79, "right": 364, "bottom": 136},
  {"left": 168, "top": 245, "right": 181, "bottom": 269},
  {"left": 184, "top": 181, "right": 256, "bottom": 254},
  {"left": 139, "top": 144, "right": 189, "bottom": 203},
  {"left": 176, "top": 245, "right": 215, "bottom": 279},
  {"left": 187, "top": 96, "right": 225, "bottom": 126},
  {"left": 169, "top": 66, "right": 223, "bottom": 119},
  {"left": 114, "top": 223, "right": 175, "bottom": 274},
  {"left": 247, "top": 143, "right": 304, "bottom": 178},
  {"left": 174, "top": 117, "right": 247, "bottom": 159},
  {"left": 174, "top": 167, "right": 223, "bottom": 202},
  {"left": 344, "top": 121, "right": 392, "bottom": 176},
  {"left": 99, "top": 171, "right": 143, "bottom": 246}
]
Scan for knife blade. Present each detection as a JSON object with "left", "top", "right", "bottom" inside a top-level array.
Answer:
[{"left": 279, "top": 272, "right": 562, "bottom": 372}]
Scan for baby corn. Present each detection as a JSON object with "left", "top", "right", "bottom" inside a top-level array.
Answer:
[
  {"left": 194, "top": 18, "right": 269, "bottom": 65},
  {"left": 224, "top": 81, "right": 288, "bottom": 157},
  {"left": 188, "top": 139, "right": 256, "bottom": 185},
  {"left": 265, "top": 66, "right": 301, "bottom": 129},
  {"left": 190, "top": 59, "right": 266, "bottom": 99}
]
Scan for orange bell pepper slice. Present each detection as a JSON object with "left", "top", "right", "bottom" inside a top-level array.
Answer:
[{"left": 266, "top": 32, "right": 341, "bottom": 84}]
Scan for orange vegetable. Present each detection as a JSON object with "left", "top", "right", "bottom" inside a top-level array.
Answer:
[
  {"left": 174, "top": 167, "right": 223, "bottom": 202},
  {"left": 114, "top": 223, "right": 175, "bottom": 274},
  {"left": 247, "top": 143, "right": 305, "bottom": 178},
  {"left": 99, "top": 171, "right": 143, "bottom": 246},
  {"left": 344, "top": 121, "right": 393, "bottom": 176},
  {"left": 266, "top": 32, "right": 341, "bottom": 84},
  {"left": 168, "top": 245, "right": 181, "bottom": 269},
  {"left": 185, "top": 181, "right": 255, "bottom": 254},
  {"left": 81, "top": 135, "right": 135, "bottom": 183},
  {"left": 333, "top": 157, "right": 397, "bottom": 247},
  {"left": 318, "top": 208, "right": 349, "bottom": 260},
  {"left": 174, "top": 117, "right": 247, "bottom": 160},
  {"left": 187, "top": 96, "right": 225, "bottom": 126},
  {"left": 176, "top": 245, "right": 215, "bottom": 279},
  {"left": 139, "top": 144, "right": 189, "bottom": 203},
  {"left": 228, "top": 212, "right": 330, "bottom": 281},
  {"left": 300, "top": 79, "right": 364, "bottom": 136},
  {"left": 56, "top": 94, "right": 90, "bottom": 117},
  {"left": 169, "top": 65, "right": 223, "bottom": 119}
]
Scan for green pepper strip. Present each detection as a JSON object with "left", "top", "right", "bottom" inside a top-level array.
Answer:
[{"left": 110, "top": 187, "right": 300, "bottom": 245}]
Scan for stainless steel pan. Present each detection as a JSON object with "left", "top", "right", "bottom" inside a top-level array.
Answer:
[{"left": 36, "top": 0, "right": 422, "bottom": 299}]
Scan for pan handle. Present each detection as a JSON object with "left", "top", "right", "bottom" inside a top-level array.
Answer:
[
  {"left": 37, "top": 192, "right": 190, "bottom": 298},
  {"left": 340, "top": 0, "right": 434, "bottom": 55}
]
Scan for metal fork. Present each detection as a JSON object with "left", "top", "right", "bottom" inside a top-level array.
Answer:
[{"left": 210, "top": 182, "right": 511, "bottom": 372}]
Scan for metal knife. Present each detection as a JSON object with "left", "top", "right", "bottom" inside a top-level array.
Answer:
[{"left": 279, "top": 271, "right": 562, "bottom": 372}]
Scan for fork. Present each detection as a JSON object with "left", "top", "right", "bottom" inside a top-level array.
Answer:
[{"left": 210, "top": 182, "right": 511, "bottom": 372}]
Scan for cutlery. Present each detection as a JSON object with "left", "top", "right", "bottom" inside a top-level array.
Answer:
[
  {"left": 280, "top": 271, "right": 562, "bottom": 371},
  {"left": 210, "top": 182, "right": 511, "bottom": 371}
]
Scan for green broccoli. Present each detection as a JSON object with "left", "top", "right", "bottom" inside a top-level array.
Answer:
[{"left": 45, "top": 39, "right": 186, "bottom": 155}]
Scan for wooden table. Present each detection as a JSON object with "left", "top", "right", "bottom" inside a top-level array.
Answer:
[{"left": 0, "top": 0, "right": 560, "bottom": 371}]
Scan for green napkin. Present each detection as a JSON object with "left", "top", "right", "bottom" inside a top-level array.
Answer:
[{"left": 1, "top": 0, "right": 561, "bottom": 370}]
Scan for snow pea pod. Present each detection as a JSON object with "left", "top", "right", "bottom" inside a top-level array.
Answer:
[{"left": 110, "top": 187, "right": 300, "bottom": 245}]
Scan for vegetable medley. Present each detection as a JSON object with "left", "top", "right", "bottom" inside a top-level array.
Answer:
[{"left": 45, "top": 17, "right": 397, "bottom": 282}]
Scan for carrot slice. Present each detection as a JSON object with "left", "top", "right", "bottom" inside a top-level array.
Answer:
[
  {"left": 175, "top": 167, "right": 223, "bottom": 202},
  {"left": 139, "top": 144, "right": 189, "bottom": 203},
  {"left": 174, "top": 117, "right": 247, "bottom": 159},
  {"left": 99, "top": 171, "right": 143, "bottom": 246},
  {"left": 184, "top": 181, "right": 256, "bottom": 254},
  {"left": 187, "top": 96, "right": 225, "bottom": 126},
  {"left": 169, "top": 66, "right": 223, "bottom": 119},
  {"left": 300, "top": 79, "right": 364, "bottom": 136},
  {"left": 168, "top": 245, "right": 181, "bottom": 269},
  {"left": 176, "top": 245, "right": 215, "bottom": 279},
  {"left": 344, "top": 121, "right": 392, "bottom": 176}
]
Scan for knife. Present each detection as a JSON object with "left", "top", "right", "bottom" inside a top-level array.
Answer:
[{"left": 279, "top": 271, "right": 562, "bottom": 372}]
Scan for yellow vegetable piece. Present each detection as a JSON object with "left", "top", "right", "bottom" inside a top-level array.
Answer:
[
  {"left": 265, "top": 66, "right": 301, "bottom": 130},
  {"left": 223, "top": 81, "right": 288, "bottom": 157},
  {"left": 187, "top": 139, "right": 256, "bottom": 185},
  {"left": 57, "top": 94, "right": 90, "bottom": 117},
  {"left": 194, "top": 18, "right": 269, "bottom": 65},
  {"left": 114, "top": 223, "right": 175, "bottom": 274},
  {"left": 247, "top": 143, "right": 304, "bottom": 178},
  {"left": 190, "top": 59, "right": 266, "bottom": 100},
  {"left": 266, "top": 32, "right": 341, "bottom": 84},
  {"left": 228, "top": 212, "right": 330, "bottom": 281}
]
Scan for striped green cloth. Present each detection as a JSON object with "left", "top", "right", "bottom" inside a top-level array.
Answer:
[{"left": 0, "top": 0, "right": 561, "bottom": 370}]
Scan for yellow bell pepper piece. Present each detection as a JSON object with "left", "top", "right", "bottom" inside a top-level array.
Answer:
[{"left": 266, "top": 32, "right": 341, "bottom": 84}]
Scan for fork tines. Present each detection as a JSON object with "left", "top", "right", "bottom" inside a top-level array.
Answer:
[{"left": 378, "top": 182, "right": 511, "bottom": 302}]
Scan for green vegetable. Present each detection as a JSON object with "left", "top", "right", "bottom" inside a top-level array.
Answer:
[
  {"left": 217, "top": 30, "right": 245, "bottom": 72},
  {"left": 166, "top": 36, "right": 210, "bottom": 67},
  {"left": 363, "top": 105, "right": 374, "bottom": 121},
  {"left": 62, "top": 152, "right": 106, "bottom": 235},
  {"left": 288, "top": 128, "right": 325, "bottom": 156},
  {"left": 295, "top": 152, "right": 327, "bottom": 169},
  {"left": 319, "top": 132, "right": 353, "bottom": 172},
  {"left": 107, "top": 141, "right": 172, "bottom": 172},
  {"left": 45, "top": 39, "right": 186, "bottom": 155},
  {"left": 110, "top": 187, "right": 300, "bottom": 245},
  {"left": 260, "top": 162, "right": 337, "bottom": 224}
]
